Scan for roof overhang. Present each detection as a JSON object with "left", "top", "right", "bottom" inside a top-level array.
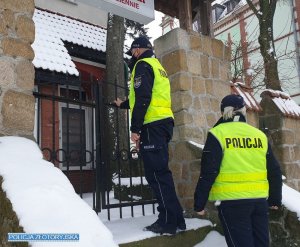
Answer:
[
  {"left": 155, "top": 0, "right": 214, "bottom": 35},
  {"left": 155, "top": 0, "right": 214, "bottom": 19}
]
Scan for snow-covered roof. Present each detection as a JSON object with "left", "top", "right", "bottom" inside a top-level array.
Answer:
[
  {"left": 212, "top": 0, "right": 248, "bottom": 23},
  {"left": 231, "top": 82, "right": 262, "bottom": 112},
  {"left": 261, "top": 89, "right": 300, "bottom": 118},
  {"left": 32, "top": 8, "right": 107, "bottom": 76}
]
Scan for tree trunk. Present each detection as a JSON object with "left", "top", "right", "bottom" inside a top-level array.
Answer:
[
  {"left": 106, "top": 14, "right": 125, "bottom": 92},
  {"left": 103, "top": 14, "right": 129, "bottom": 184},
  {"left": 246, "top": 0, "right": 282, "bottom": 90}
]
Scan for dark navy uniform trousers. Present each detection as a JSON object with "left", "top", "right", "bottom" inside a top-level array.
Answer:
[
  {"left": 140, "top": 120, "right": 184, "bottom": 231},
  {"left": 218, "top": 198, "right": 269, "bottom": 247}
]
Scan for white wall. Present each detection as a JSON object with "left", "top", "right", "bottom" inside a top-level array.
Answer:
[{"left": 35, "top": 0, "right": 108, "bottom": 27}]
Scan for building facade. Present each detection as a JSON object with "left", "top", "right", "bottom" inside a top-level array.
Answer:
[{"left": 212, "top": 0, "right": 300, "bottom": 104}]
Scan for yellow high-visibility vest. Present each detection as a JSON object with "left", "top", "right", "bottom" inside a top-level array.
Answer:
[
  {"left": 208, "top": 121, "right": 269, "bottom": 201},
  {"left": 129, "top": 58, "right": 174, "bottom": 124}
]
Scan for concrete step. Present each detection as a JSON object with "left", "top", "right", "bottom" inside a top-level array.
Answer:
[{"left": 119, "top": 225, "right": 213, "bottom": 247}]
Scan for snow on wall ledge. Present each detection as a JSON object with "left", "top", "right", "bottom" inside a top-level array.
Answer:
[
  {"left": 0, "top": 137, "right": 117, "bottom": 247},
  {"left": 261, "top": 89, "right": 300, "bottom": 118}
]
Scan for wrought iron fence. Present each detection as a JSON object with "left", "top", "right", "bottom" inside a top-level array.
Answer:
[{"left": 34, "top": 71, "right": 156, "bottom": 219}]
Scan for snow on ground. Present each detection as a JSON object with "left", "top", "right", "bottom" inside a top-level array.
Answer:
[
  {"left": 0, "top": 137, "right": 117, "bottom": 247},
  {"left": 104, "top": 214, "right": 212, "bottom": 245},
  {"left": 83, "top": 193, "right": 215, "bottom": 246},
  {"left": 82, "top": 193, "right": 213, "bottom": 245},
  {"left": 1, "top": 136, "right": 300, "bottom": 247},
  {"left": 282, "top": 184, "right": 300, "bottom": 219},
  {"left": 194, "top": 231, "right": 227, "bottom": 247}
]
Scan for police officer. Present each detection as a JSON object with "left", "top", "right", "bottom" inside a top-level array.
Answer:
[
  {"left": 194, "top": 94, "right": 282, "bottom": 247},
  {"left": 114, "top": 36, "right": 185, "bottom": 235}
]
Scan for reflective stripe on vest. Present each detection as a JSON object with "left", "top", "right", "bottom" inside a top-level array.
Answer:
[
  {"left": 208, "top": 122, "right": 269, "bottom": 201},
  {"left": 129, "top": 58, "right": 174, "bottom": 124}
]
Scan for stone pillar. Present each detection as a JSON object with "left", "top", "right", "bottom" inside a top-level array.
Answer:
[
  {"left": 260, "top": 94, "right": 300, "bottom": 191},
  {"left": 246, "top": 111, "right": 260, "bottom": 128},
  {"left": 0, "top": 0, "right": 35, "bottom": 138},
  {"left": 154, "top": 28, "right": 231, "bottom": 209}
]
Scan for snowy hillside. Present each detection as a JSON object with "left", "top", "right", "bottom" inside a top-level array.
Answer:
[{"left": 0, "top": 136, "right": 117, "bottom": 247}]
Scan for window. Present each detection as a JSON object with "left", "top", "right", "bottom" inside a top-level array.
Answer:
[
  {"left": 61, "top": 107, "right": 86, "bottom": 168},
  {"left": 59, "top": 86, "right": 94, "bottom": 170}
]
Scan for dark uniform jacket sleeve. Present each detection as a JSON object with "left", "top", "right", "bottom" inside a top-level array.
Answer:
[
  {"left": 266, "top": 143, "right": 282, "bottom": 207},
  {"left": 130, "top": 58, "right": 154, "bottom": 133},
  {"left": 194, "top": 132, "right": 223, "bottom": 211}
]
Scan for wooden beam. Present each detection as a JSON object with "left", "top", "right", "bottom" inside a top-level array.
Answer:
[
  {"left": 199, "top": 0, "right": 213, "bottom": 37},
  {"left": 178, "top": 0, "right": 193, "bottom": 31},
  {"left": 154, "top": 0, "right": 178, "bottom": 18}
]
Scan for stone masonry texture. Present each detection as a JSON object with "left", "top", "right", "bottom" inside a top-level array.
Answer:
[
  {"left": 260, "top": 95, "right": 300, "bottom": 191},
  {"left": 0, "top": 0, "right": 35, "bottom": 137}
]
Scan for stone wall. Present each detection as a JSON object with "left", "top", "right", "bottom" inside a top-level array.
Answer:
[
  {"left": 0, "top": 0, "right": 35, "bottom": 138},
  {"left": 281, "top": 118, "right": 300, "bottom": 190},
  {"left": 260, "top": 95, "right": 300, "bottom": 191},
  {"left": 154, "top": 28, "right": 231, "bottom": 209},
  {"left": 269, "top": 207, "right": 300, "bottom": 246}
]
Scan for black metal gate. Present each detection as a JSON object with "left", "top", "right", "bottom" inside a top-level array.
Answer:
[
  {"left": 34, "top": 71, "right": 156, "bottom": 219},
  {"left": 96, "top": 79, "right": 157, "bottom": 220}
]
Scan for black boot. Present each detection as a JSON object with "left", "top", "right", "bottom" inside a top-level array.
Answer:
[
  {"left": 143, "top": 221, "right": 161, "bottom": 232},
  {"left": 177, "top": 220, "right": 186, "bottom": 231},
  {"left": 143, "top": 221, "right": 176, "bottom": 235}
]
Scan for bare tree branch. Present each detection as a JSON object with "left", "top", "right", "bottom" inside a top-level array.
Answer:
[{"left": 246, "top": 0, "right": 260, "bottom": 18}]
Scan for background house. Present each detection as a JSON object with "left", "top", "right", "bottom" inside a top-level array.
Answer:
[
  {"left": 33, "top": 0, "right": 108, "bottom": 193},
  {"left": 212, "top": 0, "right": 300, "bottom": 104}
]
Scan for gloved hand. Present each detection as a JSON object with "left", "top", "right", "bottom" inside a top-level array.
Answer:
[{"left": 113, "top": 98, "right": 123, "bottom": 107}]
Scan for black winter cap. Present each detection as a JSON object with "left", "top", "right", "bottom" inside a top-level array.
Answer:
[
  {"left": 220, "top": 94, "right": 245, "bottom": 112},
  {"left": 126, "top": 36, "right": 153, "bottom": 55}
]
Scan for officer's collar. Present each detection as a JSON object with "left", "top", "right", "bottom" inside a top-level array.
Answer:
[
  {"left": 138, "top": 49, "right": 155, "bottom": 60},
  {"left": 214, "top": 113, "right": 246, "bottom": 127}
]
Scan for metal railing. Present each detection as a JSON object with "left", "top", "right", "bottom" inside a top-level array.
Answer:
[{"left": 34, "top": 71, "right": 156, "bottom": 219}]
